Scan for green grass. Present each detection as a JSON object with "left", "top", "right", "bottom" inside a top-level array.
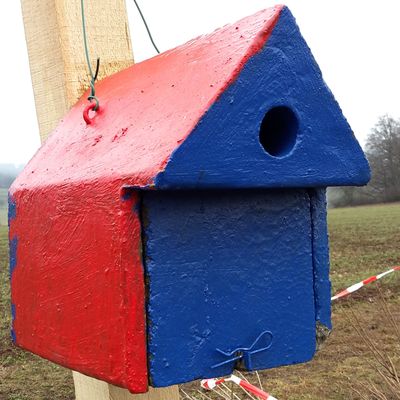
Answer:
[
  {"left": 0, "top": 203, "right": 399, "bottom": 399},
  {"left": 329, "top": 202, "right": 400, "bottom": 292},
  {"left": 0, "top": 188, "right": 8, "bottom": 226}
]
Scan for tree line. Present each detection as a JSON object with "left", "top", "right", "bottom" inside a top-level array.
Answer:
[{"left": 330, "top": 114, "right": 400, "bottom": 207}]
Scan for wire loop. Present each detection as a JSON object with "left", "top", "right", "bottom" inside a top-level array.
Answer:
[{"left": 88, "top": 95, "right": 99, "bottom": 110}]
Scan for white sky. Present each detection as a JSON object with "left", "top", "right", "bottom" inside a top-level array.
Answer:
[{"left": 1, "top": 0, "right": 399, "bottom": 164}]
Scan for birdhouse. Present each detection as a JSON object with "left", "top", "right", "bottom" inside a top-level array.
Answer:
[{"left": 8, "top": 5, "right": 370, "bottom": 393}]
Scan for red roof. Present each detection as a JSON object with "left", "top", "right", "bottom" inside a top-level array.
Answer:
[{"left": 12, "top": 6, "right": 283, "bottom": 191}]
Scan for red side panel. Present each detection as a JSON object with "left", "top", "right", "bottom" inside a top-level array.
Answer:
[{"left": 9, "top": 184, "right": 148, "bottom": 392}]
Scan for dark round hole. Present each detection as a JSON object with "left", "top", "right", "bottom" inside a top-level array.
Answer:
[{"left": 259, "top": 106, "right": 298, "bottom": 157}]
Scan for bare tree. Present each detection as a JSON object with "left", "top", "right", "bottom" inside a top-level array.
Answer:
[
  {"left": 365, "top": 115, "right": 400, "bottom": 202},
  {"left": 329, "top": 114, "right": 400, "bottom": 207}
]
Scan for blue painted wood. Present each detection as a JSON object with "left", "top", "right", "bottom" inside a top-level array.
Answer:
[
  {"left": 155, "top": 8, "right": 370, "bottom": 189},
  {"left": 309, "top": 189, "right": 332, "bottom": 329},
  {"left": 143, "top": 189, "right": 316, "bottom": 387}
]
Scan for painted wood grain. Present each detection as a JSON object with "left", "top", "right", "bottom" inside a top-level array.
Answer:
[{"left": 20, "top": 0, "right": 178, "bottom": 398}]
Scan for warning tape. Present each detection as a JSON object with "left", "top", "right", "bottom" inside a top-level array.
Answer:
[
  {"left": 331, "top": 266, "right": 400, "bottom": 301},
  {"left": 201, "top": 374, "right": 277, "bottom": 400}
]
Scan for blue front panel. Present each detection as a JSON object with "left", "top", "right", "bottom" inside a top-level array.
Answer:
[{"left": 143, "top": 189, "right": 316, "bottom": 386}]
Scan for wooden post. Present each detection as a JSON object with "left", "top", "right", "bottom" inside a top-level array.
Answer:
[
  {"left": 20, "top": 0, "right": 179, "bottom": 399},
  {"left": 21, "top": 0, "right": 134, "bottom": 141}
]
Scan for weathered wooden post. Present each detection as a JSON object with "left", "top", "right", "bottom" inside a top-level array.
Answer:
[
  {"left": 19, "top": 0, "right": 178, "bottom": 398},
  {"left": 11, "top": 3, "right": 370, "bottom": 399}
]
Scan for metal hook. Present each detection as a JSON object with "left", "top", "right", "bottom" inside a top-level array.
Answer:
[
  {"left": 83, "top": 102, "right": 97, "bottom": 125},
  {"left": 211, "top": 330, "right": 274, "bottom": 370}
]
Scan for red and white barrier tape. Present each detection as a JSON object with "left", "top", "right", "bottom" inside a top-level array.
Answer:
[
  {"left": 201, "top": 374, "right": 277, "bottom": 400},
  {"left": 331, "top": 266, "right": 400, "bottom": 301}
]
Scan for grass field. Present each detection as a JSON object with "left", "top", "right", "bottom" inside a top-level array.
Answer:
[
  {"left": 0, "top": 188, "right": 8, "bottom": 226},
  {"left": 0, "top": 203, "right": 399, "bottom": 399}
]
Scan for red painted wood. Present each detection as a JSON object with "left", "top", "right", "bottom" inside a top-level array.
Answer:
[
  {"left": 10, "top": 188, "right": 148, "bottom": 391},
  {"left": 13, "top": 6, "right": 282, "bottom": 189},
  {"left": 9, "top": 6, "right": 282, "bottom": 392}
]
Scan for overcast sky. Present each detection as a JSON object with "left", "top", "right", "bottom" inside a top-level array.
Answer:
[{"left": 1, "top": 0, "right": 399, "bottom": 165}]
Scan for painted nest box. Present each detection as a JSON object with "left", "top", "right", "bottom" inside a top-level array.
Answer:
[{"left": 9, "top": 5, "right": 370, "bottom": 393}]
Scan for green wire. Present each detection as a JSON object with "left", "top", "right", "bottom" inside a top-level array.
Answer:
[
  {"left": 81, "top": 0, "right": 99, "bottom": 110},
  {"left": 132, "top": 0, "right": 160, "bottom": 54},
  {"left": 80, "top": 0, "right": 159, "bottom": 112}
]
